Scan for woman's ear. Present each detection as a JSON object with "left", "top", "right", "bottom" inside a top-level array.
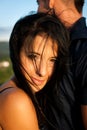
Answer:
[{"left": 49, "top": 0, "right": 54, "bottom": 8}]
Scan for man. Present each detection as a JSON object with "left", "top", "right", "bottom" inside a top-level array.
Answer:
[{"left": 37, "top": 0, "right": 87, "bottom": 130}]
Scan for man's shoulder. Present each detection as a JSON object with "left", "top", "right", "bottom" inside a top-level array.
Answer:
[{"left": 70, "top": 17, "right": 87, "bottom": 40}]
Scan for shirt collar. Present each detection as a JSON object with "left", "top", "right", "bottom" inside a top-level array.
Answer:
[{"left": 70, "top": 17, "right": 87, "bottom": 41}]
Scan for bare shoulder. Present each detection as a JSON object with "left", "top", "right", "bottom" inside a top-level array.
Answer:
[
  {"left": 0, "top": 86, "right": 33, "bottom": 109},
  {"left": 0, "top": 82, "right": 39, "bottom": 130},
  {"left": 0, "top": 79, "right": 33, "bottom": 108},
  {"left": 0, "top": 81, "right": 33, "bottom": 109}
]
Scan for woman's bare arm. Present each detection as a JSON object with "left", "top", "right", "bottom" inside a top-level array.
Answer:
[{"left": 0, "top": 87, "right": 39, "bottom": 130}]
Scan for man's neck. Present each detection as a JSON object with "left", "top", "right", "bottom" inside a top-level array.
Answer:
[{"left": 57, "top": 8, "right": 82, "bottom": 28}]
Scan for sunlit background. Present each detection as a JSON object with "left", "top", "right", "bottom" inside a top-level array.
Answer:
[
  {"left": 0, "top": 0, "right": 87, "bottom": 41},
  {"left": 0, "top": 0, "right": 87, "bottom": 84},
  {"left": 0, "top": 0, "right": 37, "bottom": 41}
]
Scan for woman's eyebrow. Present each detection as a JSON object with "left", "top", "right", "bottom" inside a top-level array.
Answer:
[
  {"left": 29, "top": 52, "right": 40, "bottom": 56},
  {"left": 50, "top": 56, "right": 58, "bottom": 60},
  {"left": 29, "top": 52, "right": 58, "bottom": 59}
]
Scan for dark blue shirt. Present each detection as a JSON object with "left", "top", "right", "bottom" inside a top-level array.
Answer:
[
  {"left": 60, "top": 17, "right": 87, "bottom": 130},
  {"left": 37, "top": 17, "right": 87, "bottom": 130}
]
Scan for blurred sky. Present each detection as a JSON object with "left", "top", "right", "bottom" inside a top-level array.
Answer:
[{"left": 0, "top": 0, "right": 87, "bottom": 41}]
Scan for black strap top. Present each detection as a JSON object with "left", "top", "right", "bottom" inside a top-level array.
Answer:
[{"left": 0, "top": 87, "right": 13, "bottom": 93}]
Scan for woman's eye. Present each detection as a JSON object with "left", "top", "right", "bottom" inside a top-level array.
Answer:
[
  {"left": 27, "top": 54, "right": 37, "bottom": 59},
  {"left": 50, "top": 58, "right": 58, "bottom": 63}
]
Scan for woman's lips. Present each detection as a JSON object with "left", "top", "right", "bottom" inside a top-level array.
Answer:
[{"left": 31, "top": 77, "right": 45, "bottom": 85}]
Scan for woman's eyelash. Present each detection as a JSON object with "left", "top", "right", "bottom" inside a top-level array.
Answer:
[
  {"left": 50, "top": 58, "right": 58, "bottom": 62},
  {"left": 27, "top": 54, "right": 37, "bottom": 59}
]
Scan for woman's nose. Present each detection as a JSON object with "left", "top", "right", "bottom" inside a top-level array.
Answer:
[{"left": 36, "top": 60, "right": 47, "bottom": 77}]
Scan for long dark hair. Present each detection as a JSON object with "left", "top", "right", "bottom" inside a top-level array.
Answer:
[{"left": 9, "top": 12, "right": 70, "bottom": 129}]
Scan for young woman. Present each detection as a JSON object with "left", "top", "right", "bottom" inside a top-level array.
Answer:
[{"left": 0, "top": 13, "right": 69, "bottom": 130}]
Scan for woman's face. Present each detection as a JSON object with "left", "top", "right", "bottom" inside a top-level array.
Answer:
[{"left": 20, "top": 35, "right": 58, "bottom": 92}]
